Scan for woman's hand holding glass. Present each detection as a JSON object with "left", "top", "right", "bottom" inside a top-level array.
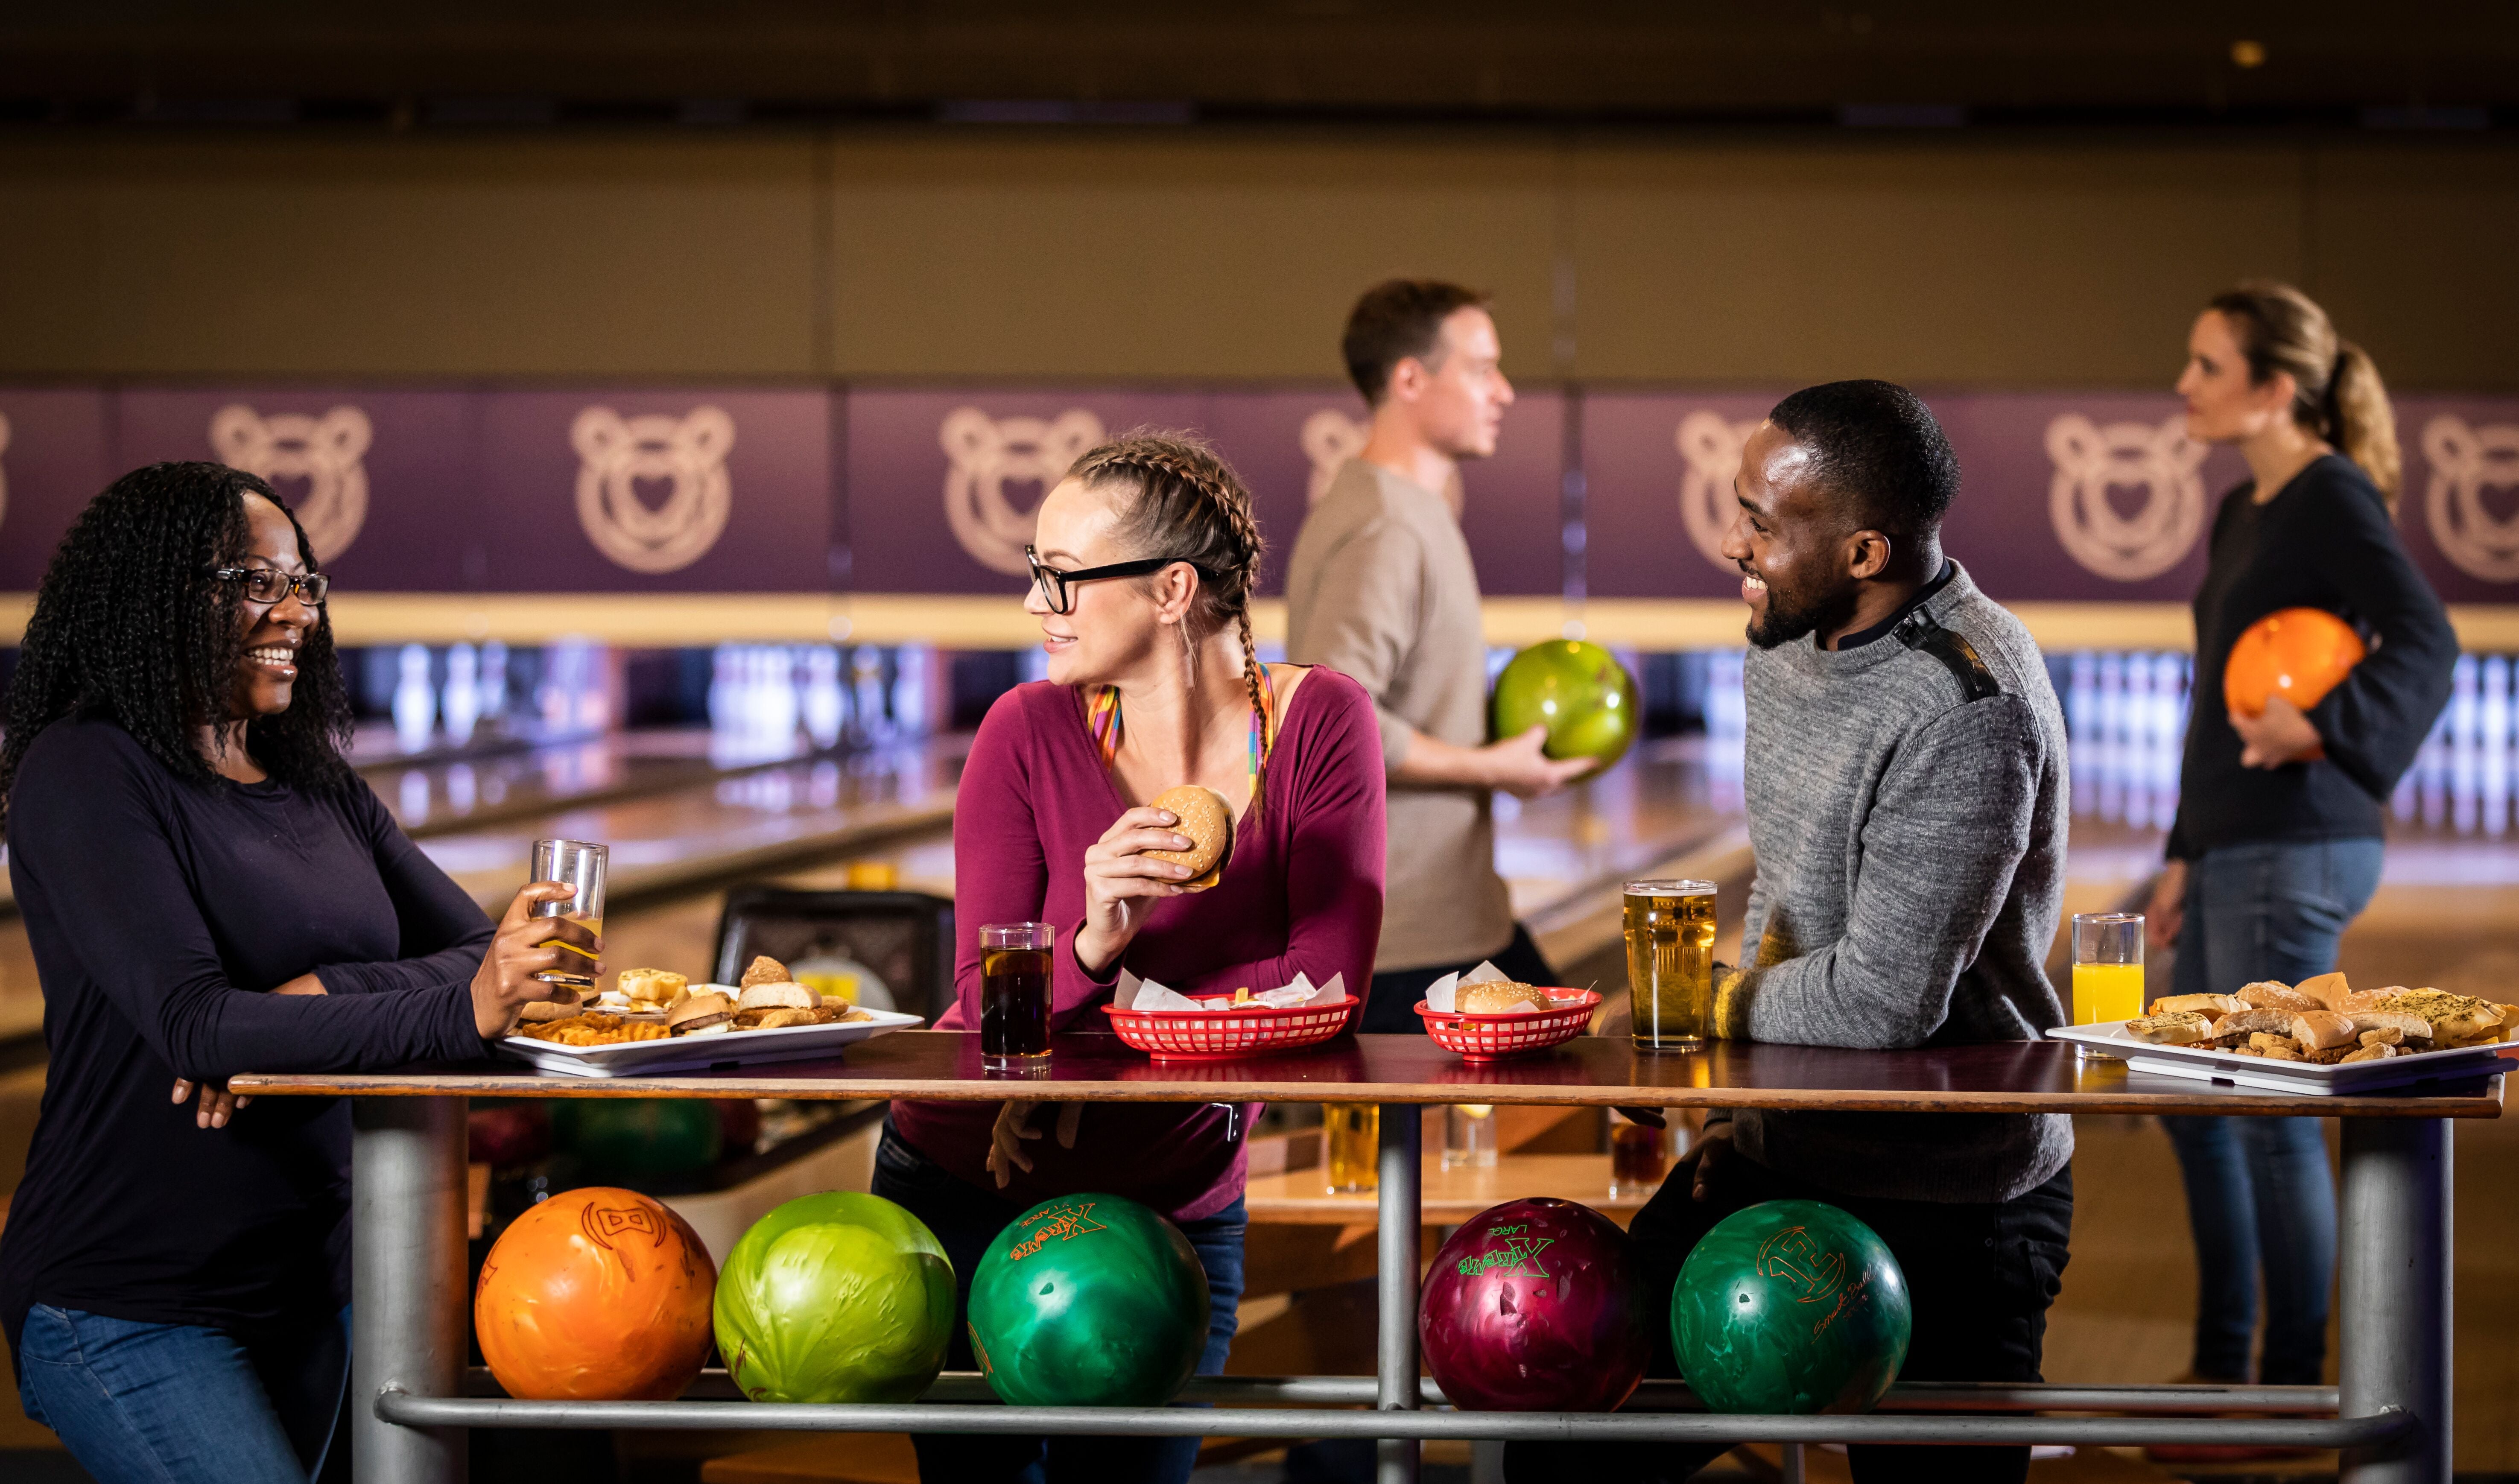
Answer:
[
  {"left": 1073, "top": 805, "right": 1198, "bottom": 976},
  {"left": 471, "top": 882, "right": 602, "bottom": 1039}
]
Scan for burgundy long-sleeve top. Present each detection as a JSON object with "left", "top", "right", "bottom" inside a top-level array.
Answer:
[{"left": 890, "top": 667, "right": 1386, "bottom": 1220}]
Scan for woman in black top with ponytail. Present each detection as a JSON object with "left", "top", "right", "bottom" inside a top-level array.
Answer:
[
  {"left": 1, "top": 463, "right": 589, "bottom": 1484},
  {"left": 2144, "top": 285, "right": 2455, "bottom": 1392}
]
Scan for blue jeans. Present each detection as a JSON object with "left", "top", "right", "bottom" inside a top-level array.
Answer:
[
  {"left": 871, "top": 1121, "right": 1246, "bottom": 1484},
  {"left": 2161, "top": 837, "right": 2383, "bottom": 1385},
  {"left": 17, "top": 1303, "right": 351, "bottom": 1484}
]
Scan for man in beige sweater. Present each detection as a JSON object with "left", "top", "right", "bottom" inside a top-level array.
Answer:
[{"left": 1284, "top": 280, "right": 1587, "bottom": 1031}]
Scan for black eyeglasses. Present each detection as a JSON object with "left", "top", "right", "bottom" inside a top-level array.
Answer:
[
  {"left": 1024, "top": 545, "right": 1214, "bottom": 615},
  {"left": 213, "top": 567, "right": 330, "bottom": 607}
]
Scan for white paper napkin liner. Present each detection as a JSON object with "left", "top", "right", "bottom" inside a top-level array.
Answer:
[
  {"left": 1118, "top": 968, "right": 1348, "bottom": 1013},
  {"left": 1420, "top": 960, "right": 1509, "bottom": 1013}
]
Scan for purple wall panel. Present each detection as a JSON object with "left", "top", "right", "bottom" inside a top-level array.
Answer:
[
  {"left": 1582, "top": 391, "right": 1775, "bottom": 602},
  {"left": 0, "top": 390, "right": 112, "bottom": 588},
  {"left": 474, "top": 389, "right": 831, "bottom": 593},
  {"left": 114, "top": 388, "right": 478, "bottom": 590},
  {"left": 2393, "top": 396, "right": 2519, "bottom": 606}
]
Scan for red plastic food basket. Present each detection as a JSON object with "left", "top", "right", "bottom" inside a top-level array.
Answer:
[
  {"left": 1103, "top": 995, "right": 1362, "bottom": 1062},
  {"left": 1415, "top": 990, "right": 1602, "bottom": 1063}
]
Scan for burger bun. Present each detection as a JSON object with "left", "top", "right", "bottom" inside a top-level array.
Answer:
[
  {"left": 1147, "top": 785, "right": 1233, "bottom": 891},
  {"left": 736, "top": 981, "right": 821, "bottom": 1013},
  {"left": 1457, "top": 981, "right": 1547, "bottom": 1015},
  {"left": 666, "top": 990, "right": 734, "bottom": 1036}
]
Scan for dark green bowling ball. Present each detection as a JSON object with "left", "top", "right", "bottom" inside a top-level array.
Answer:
[
  {"left": 967, "top": 1192, "right": 1210, "bottom": 1407},
  {"left": 1490, "top": 640, "right": 1639, "bottom": 777},
  {"left": 549, "top": 1098, "right": 721, "bottom": 1178},
  {"left": 1671, "top": 1200, "right": 1911, "bottom": 1415},
  {"left": 714, "top": 1192, "right": 956, "bottom": 1404}
]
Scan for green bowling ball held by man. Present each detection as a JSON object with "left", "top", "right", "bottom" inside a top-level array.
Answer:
[{"left": 1511, "top": 382, "right": 2074, "bottom": 1484}]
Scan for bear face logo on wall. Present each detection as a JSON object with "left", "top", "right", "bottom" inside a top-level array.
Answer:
[
  {"left": 1675, "top": 411, "right": 1764, "bottom": 572},
  {"left": 2044, "top": 414, "right": 2209, "bottom": 581},
  {"left": 1302, "top": 407, "right": 1461, "bottom": 515},
  {"left": 209, "top": 405, "right": 372, "bottom": 563},
  {"left": 571, "top": 406, "right": 736, "bottom": 575},
  {"left": 2422, "top": 417, "right": 2519, "bottom": 583},
  {"left": 939, "top": 408, "right": 1106, "bottom": 575}
]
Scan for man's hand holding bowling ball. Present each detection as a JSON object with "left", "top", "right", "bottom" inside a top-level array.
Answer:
[
  {"left": 471, "top": 882, "right": 602, "bottom": 1039},
  {"left": 2230, "top": 692, "right": 2325, "bottom": 769}
]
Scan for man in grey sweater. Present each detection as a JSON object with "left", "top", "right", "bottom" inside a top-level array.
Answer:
[{"left": 1511, "top": 382, "right": 2072, "bottom": 1484}]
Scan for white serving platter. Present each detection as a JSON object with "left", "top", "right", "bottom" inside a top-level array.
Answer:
[
  {"left": 495, "top": 1008, "right": 925, "bottom": 1078},
  {"left": 2049, "top": 1021, "right": 2517, "bottom": 1096}
]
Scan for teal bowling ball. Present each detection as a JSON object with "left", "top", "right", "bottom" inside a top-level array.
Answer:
[
  {"left": 1670, "top": 1200, "right": 1911, "bottom": 1415},
  {"left": 967, "top": 1193, "right": 1210, "bottom": 1407},
  {"left": 549, "top": 1097, "right": 721, "bottom": 1178},
  {"left": 713, "top": 1192, "right": 956, "bottom": 1404},
  {"left": 1490, "top": 640, "right": 1639, "bottom": 776}
]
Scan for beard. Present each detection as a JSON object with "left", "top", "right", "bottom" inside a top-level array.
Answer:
[{"left": 1745, "top": 572, "right": 1858, "bottom": 651}]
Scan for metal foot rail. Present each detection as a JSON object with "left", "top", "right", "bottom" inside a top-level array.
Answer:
[
  {"left": 378, "top": 1390, "right": 2405, "bottom": 1448},
  {"left": 460, "top": 1368, "right": 2341, "bottom": 1416}
]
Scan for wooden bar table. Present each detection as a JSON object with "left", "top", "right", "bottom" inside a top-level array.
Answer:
[{"left": 233, "top": 1031, "right": 2502, "bottom": 1484}]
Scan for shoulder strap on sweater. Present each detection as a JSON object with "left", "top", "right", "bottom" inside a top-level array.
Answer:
[{"left": 1892, "top": 609, "right": 2003, "bottom": 703}]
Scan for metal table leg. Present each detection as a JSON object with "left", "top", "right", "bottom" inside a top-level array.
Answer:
[
  {"left": 354, "top": 1096, "right": 470, "bottom": 1484},
  {"left": 1377, "top": 1103, "right": 1422, "bottom": 1484},
  {"left": 2338, "top": 1117, "right": 2452, "bottom": 1484}
]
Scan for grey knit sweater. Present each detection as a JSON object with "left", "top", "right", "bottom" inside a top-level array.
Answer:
[{"left": 1715, "top": 562, "right": 2074, "bottom": 1204}]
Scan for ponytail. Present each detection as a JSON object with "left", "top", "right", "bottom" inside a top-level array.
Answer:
[
  {"left": 2324, "top": 341, "right": 2402, "bottom": 510},
  {"left": 2207, "top": 280, "right": 2402, "bottom": 512}
]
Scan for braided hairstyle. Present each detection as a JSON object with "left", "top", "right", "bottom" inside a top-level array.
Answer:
[
  {"left": 1065, "top": 430, "right": 1273, "bottom": 811},
  {"left": 0, "top": 462, "right": 354, "bottom": 837}
]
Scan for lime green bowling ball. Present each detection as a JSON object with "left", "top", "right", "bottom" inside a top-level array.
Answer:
[
  {"left": 1671, "top": 1200, "right": 1911, "bottom": 1415},
  {"left": 713, "top": 1192, "right": 956, "bottom": 1404},
  {"left": 549, "top": 1098, "right": 721, "bottom": 1178},
  {"left": 967, "top": 1193, "right": 1210, "bottom": 1407},
  {"left": 1490, "top": 641, "right": 1639, "bottom": 776}
]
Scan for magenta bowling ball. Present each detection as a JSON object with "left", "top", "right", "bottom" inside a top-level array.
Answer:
[{"left": 1419, "top": 1198, "right": 1651, "bottom": 1412}]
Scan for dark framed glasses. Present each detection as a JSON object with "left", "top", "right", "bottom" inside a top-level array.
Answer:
[
  {"left": 213, "top": 567, "right": 330, "bottom": 607},
  {"left": 1024, "top": 545, "right": 1214, "bottom": 615}
]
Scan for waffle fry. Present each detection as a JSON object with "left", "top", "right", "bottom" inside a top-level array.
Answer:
[{"left": 514, "top": 1012, "right": 670, "bottom": 1046}]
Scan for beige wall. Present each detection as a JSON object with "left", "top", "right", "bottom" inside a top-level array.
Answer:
[{"left": 0, "top": 127, "right": 2512, "bottom": 389}]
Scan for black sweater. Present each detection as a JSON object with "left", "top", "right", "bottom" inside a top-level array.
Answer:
[
  {"left": 1, "top": 716, "right": 495, "bottom": 1374},
  {"left": 2167, "top": 455, "right": 2457, "bottom": 860}
]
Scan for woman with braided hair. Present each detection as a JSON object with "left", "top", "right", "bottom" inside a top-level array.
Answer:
[
  {"left": 1, "top": 463, "right": 592, "bottom": 1484},
  {"left": 880, "top": 431, "right": 1385, "bottom": 1484}
]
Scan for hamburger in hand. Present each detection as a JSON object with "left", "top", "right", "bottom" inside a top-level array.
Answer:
[{"left": 1145, "top": 784, "right": 1233, "bottom": 892}]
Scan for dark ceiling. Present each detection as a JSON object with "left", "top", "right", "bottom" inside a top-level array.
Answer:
[{"left": 4, "top": 3, "right": 2516, "bottom": 130}]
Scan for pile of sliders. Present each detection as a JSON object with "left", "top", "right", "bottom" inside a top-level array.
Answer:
[
  {"left": 512, "top": 955, "right": 871, "bottom": 1046},
  {"left": 2122, "top": 972, "right": 2514, "bottom": 1064}
]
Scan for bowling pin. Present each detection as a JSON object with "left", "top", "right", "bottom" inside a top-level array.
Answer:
[
  {"left": 802, "top": 646, "right": 846, "bottom": 749},
  {"left": 392, "top": 644, "right": 436, "bottom": 752},
  {"left": 441, "top": 644, "right": 479, "bottom": 746},
  {"left": 853, "top": 648, "right": 891, "bottom": 744},
  {"left": 2481, "top": 655, "right": 2510, "bottom": 836},
  {"left": 2451, "top": 654, "right": 2480, "bottom": 836},
  {"left": 477, "top": 640, "right": 509, "bottom": 724},
  {"left": 893, "top": 643, "right": 931, "bottom": 738}
]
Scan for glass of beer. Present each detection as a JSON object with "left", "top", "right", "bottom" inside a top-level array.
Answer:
[
  {"left": 2071, "top": 912, "right": 2145, "bottom": 1061},
  {"left": 528, "top": 838, "right": 606, "bottom": 990},
  {"left": 1625, "top": 878, "right": 1717, "bottom": 1051},
  {"left": 1608, "top": 1109, "right": 1668, "bottom": 1197},
  {"left": 979, "top": 922, "right": 1055, "bottom": 1072},
  {"left": 1324, "top": 1104, "right": 1379, "bottom": 1194}
]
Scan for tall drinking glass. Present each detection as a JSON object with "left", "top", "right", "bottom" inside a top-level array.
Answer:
[
  {"left": 979, "top": 922, "right": 1055, "bottom": 1072},
  {"left": 1324, "top": 1105, "right": 1379, "bottom": 1194},
  {"left": 2071, "top": 912, "right": 2146, "bottom": 1061},
  {"left": 1625, "top": 879, "right": 1717, "bottom": 1051},
  {"left": 528, "top": 838, "right": 606, "bottom": 990}
]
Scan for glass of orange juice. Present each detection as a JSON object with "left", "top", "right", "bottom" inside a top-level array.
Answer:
[{"left": 2071, "top": 911, "right": 2145, "bottom": 1060}]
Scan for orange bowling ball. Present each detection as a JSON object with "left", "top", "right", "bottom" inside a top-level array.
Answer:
[
  {"left": 2224, "top": 608, "right": 2365, "bottom": 717},
  {"left": 475, "top": 1187, "right": 717, "bottom": 1401}
]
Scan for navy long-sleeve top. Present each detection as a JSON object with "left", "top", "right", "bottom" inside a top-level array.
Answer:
[
  {"left": 2168, "top": 454, "right": 2458, "bottom": 859},
  {"left": 1, "top": 714, "right": 496, "bottom": 1374}
]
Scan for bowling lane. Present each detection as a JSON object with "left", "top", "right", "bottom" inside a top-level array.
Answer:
[{"left": 364, "top": 725, "right": 845, "bottom": 839}]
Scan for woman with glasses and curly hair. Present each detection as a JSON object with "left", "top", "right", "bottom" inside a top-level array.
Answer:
[
  {"left": 0, "top": 462, "right": 592, "bottom": 1484},
  {"left": 879, "top": 431, "right": 1386, "bottom": 1484}
]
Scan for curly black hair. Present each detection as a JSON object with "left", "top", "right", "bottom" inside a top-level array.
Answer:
[{"left": 0, "top": 461, "right": 354, "bottom": 835}]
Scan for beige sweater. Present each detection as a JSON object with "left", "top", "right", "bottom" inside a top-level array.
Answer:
[{"left": 1282, "top": 458, "right": 1514, "bottom": 972}]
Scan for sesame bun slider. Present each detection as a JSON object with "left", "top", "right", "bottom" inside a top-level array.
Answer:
[
  {"left": 666, "top": 990, "right": 735, "bottom": 1037},
  {"left": 1146, "top": 785, "right": 1233, "bottom": 892}
]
